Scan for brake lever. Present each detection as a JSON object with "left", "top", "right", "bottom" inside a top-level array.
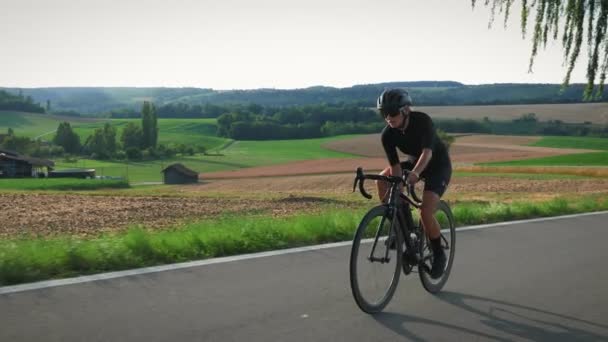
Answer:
[{"left": 355, "top": 167, "right": 372, "bottom": 199}]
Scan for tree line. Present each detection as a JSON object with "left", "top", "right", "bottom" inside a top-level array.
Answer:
[
  {"left": 6, "top": 81, "right": 608, "bottom": 115},
  {"left": 0, "top": 90, "right": 45, "bottom": 113}
]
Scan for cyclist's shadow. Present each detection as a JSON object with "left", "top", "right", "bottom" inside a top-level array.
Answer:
[{"left": 372, "top": 291, "right": 608, "bottom": 341}]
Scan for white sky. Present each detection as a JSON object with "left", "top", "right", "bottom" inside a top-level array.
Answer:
[{"left": 0, "top": 0, "right": 589, "bottom": 89}]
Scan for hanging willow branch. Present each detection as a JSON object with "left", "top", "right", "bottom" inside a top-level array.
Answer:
[{"left": 472, "top": 0, "right": 608, "bottom": 100}]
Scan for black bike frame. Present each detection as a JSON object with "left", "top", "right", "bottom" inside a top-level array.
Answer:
[{"left": 356, "top": 168, "right": 422, "bottom": 264}]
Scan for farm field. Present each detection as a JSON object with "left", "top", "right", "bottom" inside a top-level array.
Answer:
[
  {"left": 3, "top": 172, "right": 608, "bottom": 239},
  {"left": 206, "top": 134, "right": 602, "bottom": 179},
  {"left": 55, "top": 135, "right": 359, "bottom": 182},
  {"left": 0, "top": 112, "right": 228, "bottom": 151},
  {"left": 417, "top": 102, "right": 608, "bottom": 124},
  {"left": 3, "top": 128, "right": 608, "bottom": 284},
  {"left": 70, "top": 118, "right": 228, "bottom": 151},
  {"left": 530, "top": 136, "right": 608, "bottom": 150},
  {"left": 0, "top": 111, "right": 102, "bottom": 138}
]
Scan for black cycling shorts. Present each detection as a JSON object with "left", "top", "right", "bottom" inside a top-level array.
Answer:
[{"left": 400, "top": 160, "right": 452, "bottom": 198}]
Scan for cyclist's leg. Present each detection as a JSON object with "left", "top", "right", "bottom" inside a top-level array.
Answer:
[
  {"left": 420, "top": 191, "right": 442, "bottom": 239},
  {"left": 420, "top": 165, "right": 452, "bottom": 278},
  {"left": 376, "top": 160, "right": 416, "bottom": 203},
  {"left": 420, "top": 163, "right": 452, "bottom": 236}
]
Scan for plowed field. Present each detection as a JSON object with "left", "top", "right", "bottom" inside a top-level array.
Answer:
[
  {"left": 0, "top": 193, "right": 347, "bottom": 238},
  {"left": 4, "top": 172, "right": 608, "bottom": 238}
]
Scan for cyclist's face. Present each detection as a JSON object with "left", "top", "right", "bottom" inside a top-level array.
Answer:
[{"left": 385, "top": 107, "right": 408, "bottom": 128}]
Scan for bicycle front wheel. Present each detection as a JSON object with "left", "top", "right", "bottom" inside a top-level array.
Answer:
[{"left": 350, "top": 205, "right": 403, "bottom": 314}]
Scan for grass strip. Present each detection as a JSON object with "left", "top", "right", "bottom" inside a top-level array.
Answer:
[
  {"left": 0, "top": 178, "right": 130, "bottom": 191},
  {"left": 480, "top": 152, "right": 608, "bottom": 167},
  {"left": 2, "top": 195, "right": 608, "bottom": 286},
  {"left": 456, "top": 165, "right": 608, "bottom": 178}
]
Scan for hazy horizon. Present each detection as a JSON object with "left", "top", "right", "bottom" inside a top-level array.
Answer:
[
  {"left": 1, "top": 0, "right": 589, "bottom": 89},
  {"left": 0, "top": 79, "right": 595, "bottom": 92}
]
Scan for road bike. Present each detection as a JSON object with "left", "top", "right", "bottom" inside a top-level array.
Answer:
[{"left": 349, "top": 167, "right": 455, "bottom": 313}]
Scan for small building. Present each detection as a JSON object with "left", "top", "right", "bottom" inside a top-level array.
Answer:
[
  {"left": 48, "top": 168, "right": 96, "bottom": 179},
  {"left": 0, "top": 149, "right": 55, "bottom": 178},
  {"left": 162, "top": 163, "right": 199, "bottom": 184}
]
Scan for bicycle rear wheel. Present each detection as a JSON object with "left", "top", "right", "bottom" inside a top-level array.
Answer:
[
  {"left": 418, "top": 200, "right": 455, "bottom": 294},
  {"left": 350, "top": 205, "right": 403, "bottom": 314}
]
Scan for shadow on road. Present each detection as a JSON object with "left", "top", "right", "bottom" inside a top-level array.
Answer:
[
  {"left": 373, "top": 291, "right": 608, "bottom": 341},
  {"left": 373, "top": 310, "right": 511, "bottom": 342}
]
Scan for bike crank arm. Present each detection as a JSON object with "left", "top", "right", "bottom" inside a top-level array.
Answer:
[{"left": 368, "top": 256, "right": 391, "bottom": 263}]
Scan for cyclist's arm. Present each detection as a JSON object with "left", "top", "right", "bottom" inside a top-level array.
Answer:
[{"left": 412, "top": 148, "right": 432, "bottom": 177}]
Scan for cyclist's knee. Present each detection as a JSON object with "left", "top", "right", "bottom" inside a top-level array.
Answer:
[{"left": 376, "top": 167, "right": 391, "bottom": 186}]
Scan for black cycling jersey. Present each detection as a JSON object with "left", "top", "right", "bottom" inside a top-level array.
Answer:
[{"left": 381, "top": 111, "right": 450, "bottom": 178}]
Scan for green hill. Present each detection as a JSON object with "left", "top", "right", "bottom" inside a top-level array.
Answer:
[
  {"left": 2, "top": 82, "right": 602, "bottom": 115},
  {"left": 0, "top": 111, "right": 228, "bottom": 151}
]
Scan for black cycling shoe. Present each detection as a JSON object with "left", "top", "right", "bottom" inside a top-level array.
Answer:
[{"left": 430, "top": 249, "right": 446, "bottom": 279}]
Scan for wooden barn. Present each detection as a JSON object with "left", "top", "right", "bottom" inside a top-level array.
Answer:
[
  {"left": 0, "top": 149, "right": 55, "bottom": 178},
  {"left": 161, "top": 163, "right": 199, "bottom": 184}
]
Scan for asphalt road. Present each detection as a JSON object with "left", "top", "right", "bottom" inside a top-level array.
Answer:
[{"left": 2, "top": 213, "right": 608, "bottom": 341}]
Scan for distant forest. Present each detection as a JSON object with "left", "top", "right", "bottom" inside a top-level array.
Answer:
[
  {"left": 0, "top": 90, "right": 45, "bottom": 113},
  {"left": 2, "top": 81, "right": 607, "bottom": 115}
]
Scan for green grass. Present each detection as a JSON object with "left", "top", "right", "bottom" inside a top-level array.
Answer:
[
  {"left": 482, "top": 152, "right": 608, "bottom": 167},
  {"left": 0, "top": 112, "right": 229, "bottom": 151},
  {"left": 453, "top": 171, "right": 589, "bottom": 179},
  {"left": 0, "top": 111, "right": 104, "bottom": 138},
  {"left": 72, "top": 118, "right": 229, "bottom": 151},
  {"left": 0, "top": 178, "right": 130, "bottom": 191},
  {"left": 218, "top": 136, "right": 359, "bottom": 165},
  {"left": 2, "top": 194, "right": 608, "bottom": 286},
  {"left": 53, "top": 135, "right": 361, "bottom": 182},
  {"left": 530, "top": 136, "right": 608, "bottom": 151}
]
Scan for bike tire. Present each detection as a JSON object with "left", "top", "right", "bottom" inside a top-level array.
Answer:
[
  {"left": 418, "top": 200, "right": 456, "bottom": 294},
  {"left": 350, "top": 205, "right": 403, "bottom": 314}
]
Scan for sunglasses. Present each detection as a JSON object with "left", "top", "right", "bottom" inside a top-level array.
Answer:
[{"left": 380, "top": 106, "right": 406, "bottom": 118}]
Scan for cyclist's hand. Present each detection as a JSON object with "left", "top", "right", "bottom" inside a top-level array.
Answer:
[{"left": 406, "top": 171, "right": 419, "bottom": 185}]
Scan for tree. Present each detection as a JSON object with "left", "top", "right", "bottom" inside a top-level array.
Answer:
[
  {"left": 84, "top": 128, "right": 109, "bottom": 159},
  {"left": 53, "top": 122, "right": 81, "bottom": 154},
  {"left": 141, "top": 101, "right": 152, "bottom": 149},
  {"left": 46, "top": 99, "right": 51, "bottom": 113},
  {"left": 121, "top": 122, "right": 143, "bottom": 150},
  {"left": 7, "top": 128, "right": 14, "bottom": 136},
  {"left": 102, "top": 123, "right": 117, "bottom": 156},
  {"left": 473, "top": 0, "right": 608, "bottom": 99},
  {"left": 150, "top": 103, "right": 158, "bottom": 148},
  {"left": 140, "top": 101, "right": 158, "bottom": 149}
]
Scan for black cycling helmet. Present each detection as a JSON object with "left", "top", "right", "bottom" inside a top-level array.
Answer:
[{"left": 376, "top": 88, "right": 413, "bottom": 116}]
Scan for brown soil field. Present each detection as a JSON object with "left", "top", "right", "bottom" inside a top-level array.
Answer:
[
  {"left": 323, "top": 134, "right": 598, "bottom": 163},
  {"left": 5, "top": 171, "right": 608, "bottom": 239},
  {"left": 5, "top": 174, "right": 608, "bottom": 239},
  {"left": 201, "top": 157, "right": 386, "bottom": 179},
  {"left": 416, "top": 103, "right": 608, "bottom": 124},
  {"left": 193, "top": 173, "right": 608, "bottom": 196},
  {"left": 0, "top": 193, "right": 348, "bottom": 238}
]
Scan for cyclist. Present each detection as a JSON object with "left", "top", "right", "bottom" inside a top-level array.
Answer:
[{"left": 375, "top": 88, "right": 452, "bottom": 279}]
